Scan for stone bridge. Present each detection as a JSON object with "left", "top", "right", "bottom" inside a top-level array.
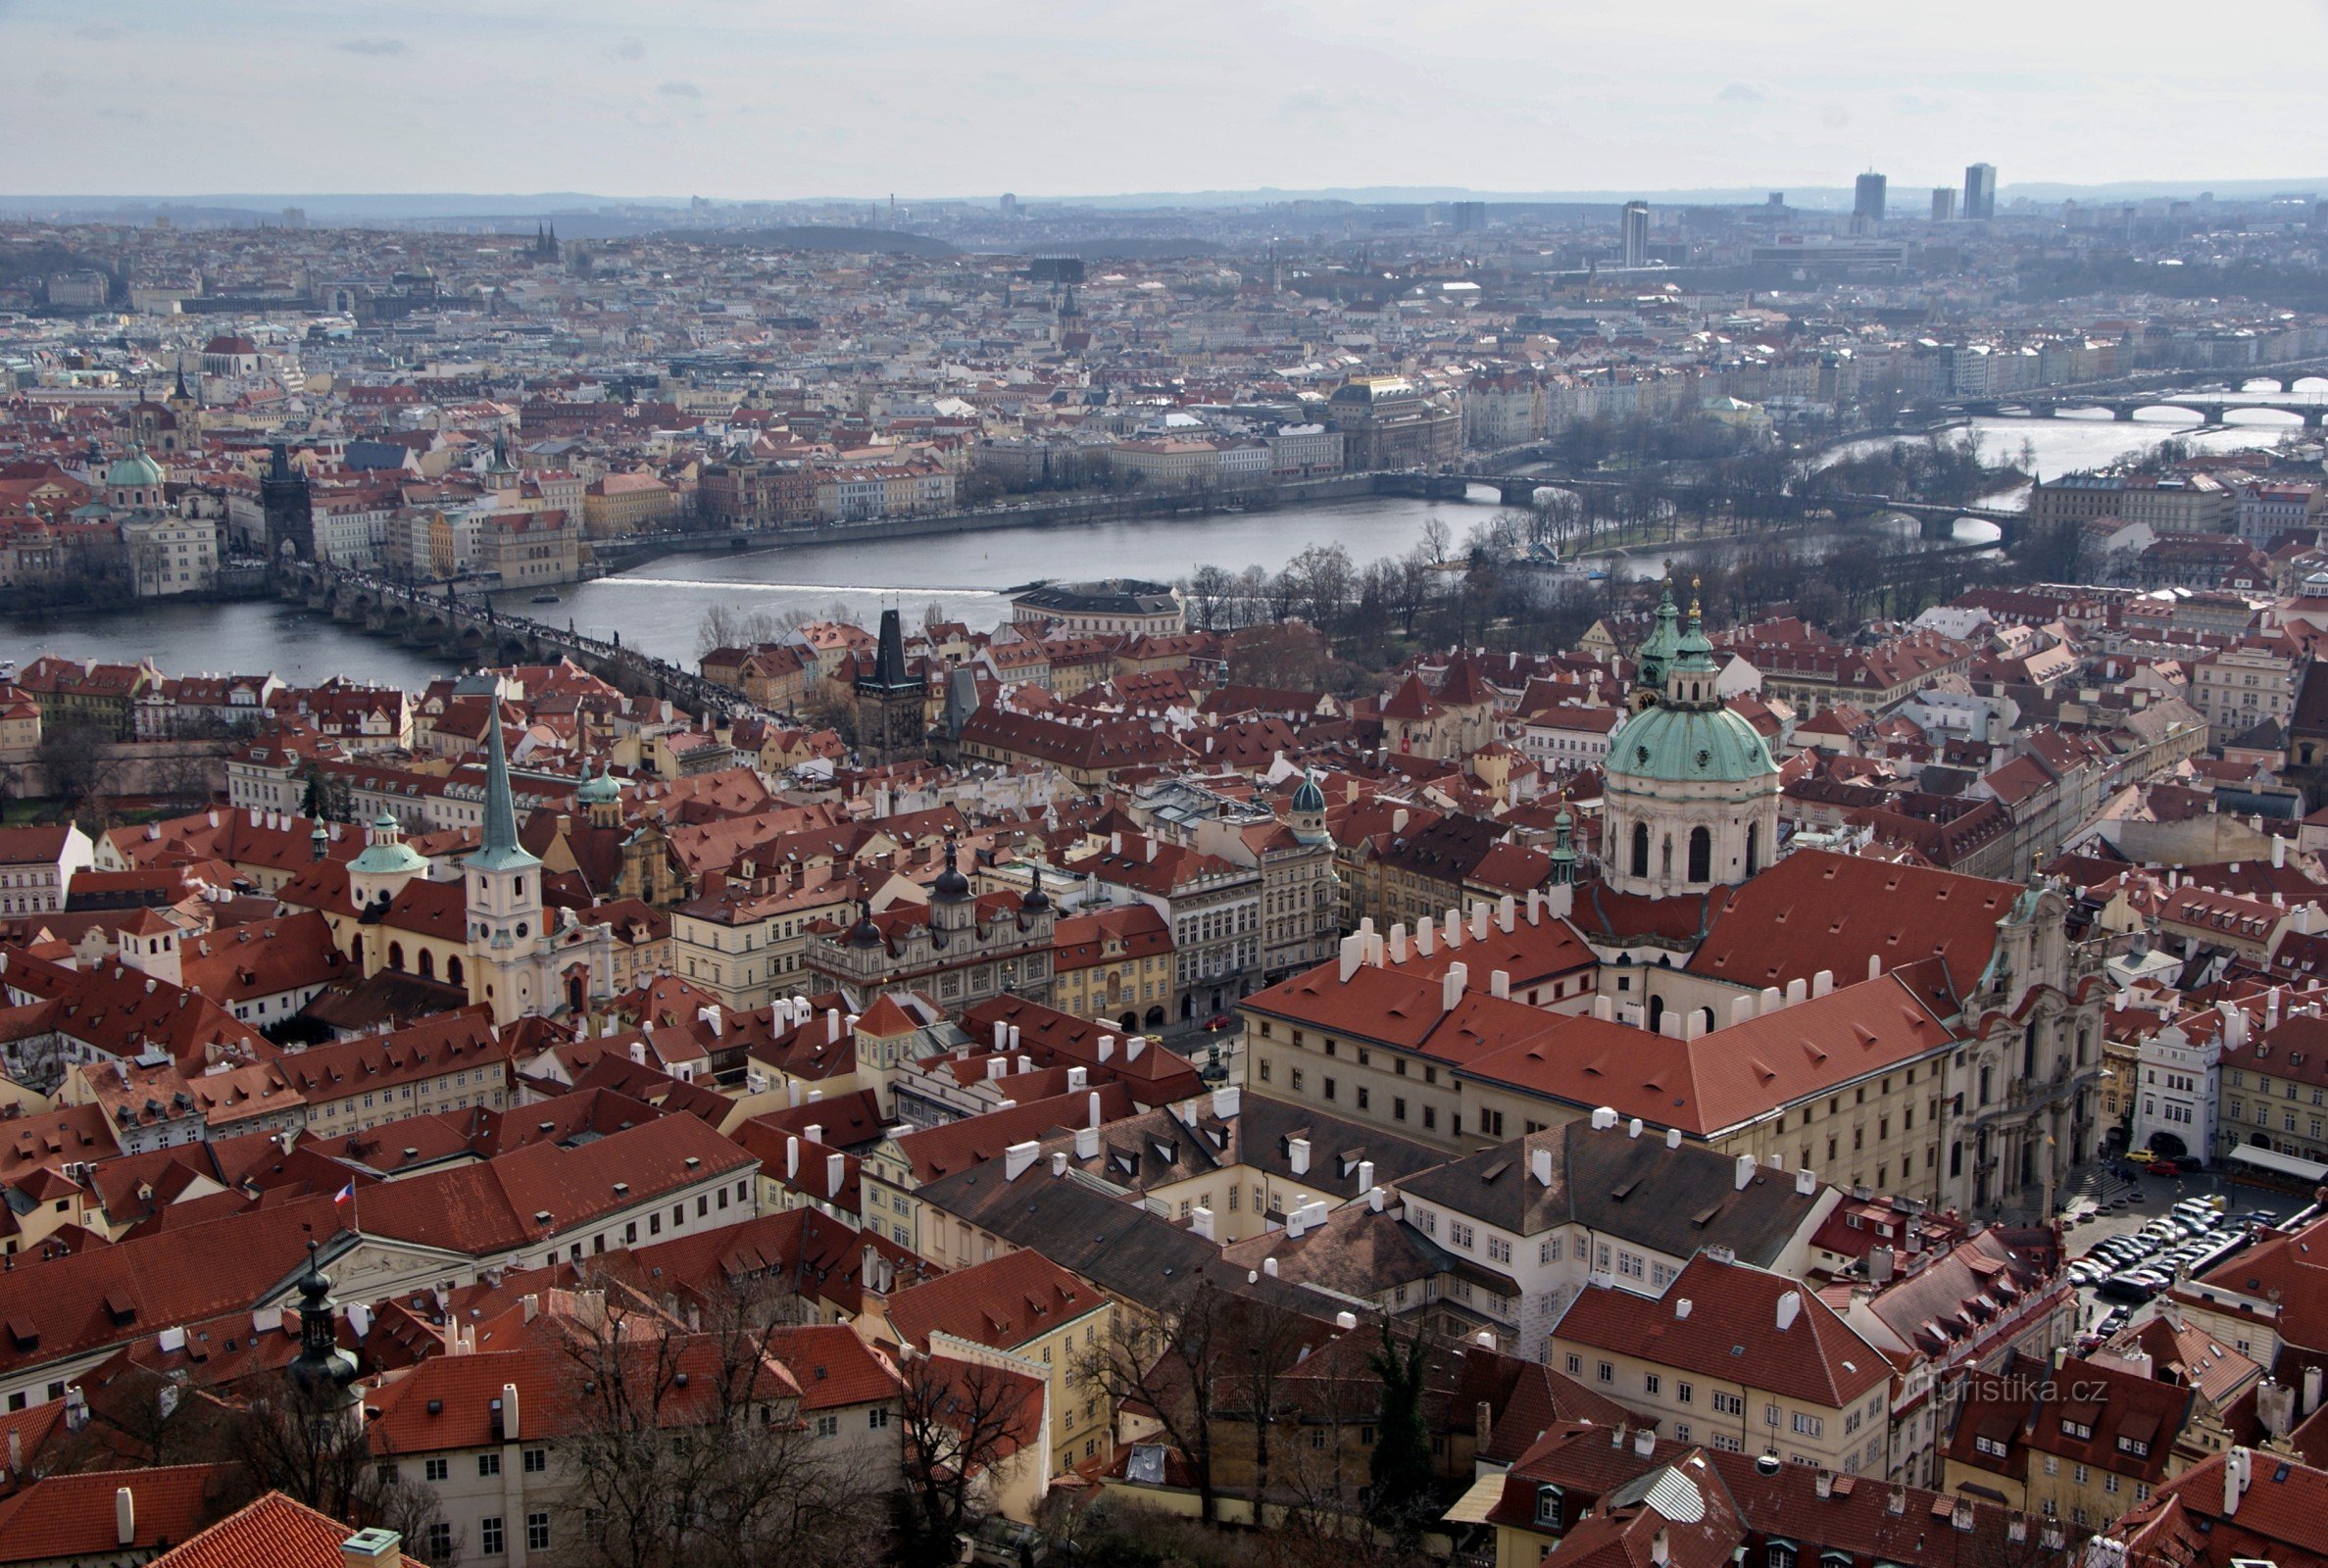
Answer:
[
  {"left": 275, "top": 564, "right": 756, "bottom": 719},
  {"left": 1963, "top": 394, "right": 2327, "bottom": 428}
]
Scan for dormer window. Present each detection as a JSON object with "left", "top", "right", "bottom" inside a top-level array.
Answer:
[{"left": 1534, "top": 1485, "right": 1563, "bottom": 1529}]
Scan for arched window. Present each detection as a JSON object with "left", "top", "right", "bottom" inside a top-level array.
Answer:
[
  {"left": 419, "top": 950, "right": 435, "bottom": 980},
  {"left": 1648, "top": 996, "right": 1665, "bottom": 1035},
  {"left": 387, "top": 941, "right": 405, "bottom": 972},
  {"left": 1630, "top": 821, "right": 1650, "bottom": 878},
  {"left": 1687, "top": 827, "right": 1712, "bottom": 883},
  {"left": 447, "top": 956, "right": 465, "bottom": 987},
  {"left": 1745, "top": 821, "right": 1760, "bottom": 877}
]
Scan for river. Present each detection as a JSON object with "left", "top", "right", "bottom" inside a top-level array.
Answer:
[
  {"left": 5, "top": 386, "right": 2317, "bottom": 689},
  {"left": 0, "top": 494, "right": 1499, "bottom": 684}
]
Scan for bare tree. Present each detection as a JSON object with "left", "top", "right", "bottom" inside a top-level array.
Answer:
[
  {"left": 36, "top": 715, "right": 121, "bottom": 819},
  {"left": 236, "top": 1372, "right": 452, "bottom": 1553},
  {"left": 1075, "top": 1276, "right": 1258, "bottom": 1526},
  {"left": 1418, "top": 515, "right": 1452, "bottom": 564},
  {"left": 894, "top": 1352, "right": 1041, "bottom": 1556},
  {"left": 556, "top": 1283, "right": 876, "bottom": 1568}
]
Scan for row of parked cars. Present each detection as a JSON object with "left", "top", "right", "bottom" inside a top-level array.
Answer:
[{"left": 2064, "top": 1198, "right": 2270, "bottom": 1303}]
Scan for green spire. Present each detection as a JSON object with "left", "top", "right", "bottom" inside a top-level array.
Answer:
[
  {"left": 1632, "top": 583, "right": 1682, "bottom": 704},
  {"left": 1548, "top": 807, "right": 1577, "bottom": 884},
  {"left": 468, "top": 706, "right": 541, "bottom": 874}
]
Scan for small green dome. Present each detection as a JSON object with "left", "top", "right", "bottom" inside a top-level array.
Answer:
[
  {"left": 576, "top": 760, "right": 622, "bottom": 807},
  {"left": 1292, "top": 769, "right": 1325, "bottom": 814},
  {"left": 348, "top": 810, "right": 429, "bottom": 877},
  {"left": 107, "top": 446, "right": 165, "bottom": 489},
  {"left": 1607, "top": 702, "right": 1776, "bottom": 785}
]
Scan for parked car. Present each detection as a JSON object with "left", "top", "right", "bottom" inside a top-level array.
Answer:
[{"left": 2098, "top": 1269, "right": 2171, "bottom": 1301}]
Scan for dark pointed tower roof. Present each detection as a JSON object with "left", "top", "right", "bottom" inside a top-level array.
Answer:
[
  {"left": 1019, "top": 862, "right": 1052, "bottom": 913},
  {"left": 861, "top": 608, "right": 917, "bottom": 694},
  {"left": 286, "top": 1241, "right": 360, "bottom": 1408},
  {"left": 931, "top": 834, "right": 971, "bottom": 902}
]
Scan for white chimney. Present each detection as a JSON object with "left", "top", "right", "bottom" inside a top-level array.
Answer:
[
  {"left": 785, "top": 1135, "right": 800, "bottom": 1178},
  {"left": 1339, "top": 933, "right": 1364, "bottom": 983},
  {"left": 1498, "top": 895, "right": 1515, "bottom": 934},
  {"left": 1190, "top": 1205, "right": 1214, "bottom": 1240},
  {"left": 2305, "top": 1364, "right": 2323, "bottom": 1416},
  {"left": 994, "top": 1020, "right": 1009, "bottom": 1049},
  {"left": 1444, "top": 908, "right": 1462, "bottom": 949},
  {"left": 502, "top": 1381, "right": 521, "bottom": 1441},
  {"left": 1675, "top": 1298, "right": 1692, "bottom": 1318},
  {"left": 1784, "top": 977, "right": 1808, "bottom": 1005},
  {"left": 1212, "top": 1085, "right": 1241, "bottom": 1119},
  {"left": 1795, "top": 1168, "right": 1816, "bottom": 1196},
  {"left": 1776, "top": 1291, "right": 1802, "bottom": 1332},
  {"left": 1074, "top": 1126, "right": 1099, "bottom": 1159},
  {"left": 1368, "top": 1186, "right": 1385, "bottom": 1211},
  {"left": 1665, "top": 1127, "right": 1682, "bottom": 1149},
  {"left": 1591, "top": 1105, "right": 1618, "bottom": 1130},
  {"left": 1637, "top": 1429, "right": 1657, "bottom": 1459},
  {"left": 1289, "top": 1137, "right": 1312, "bottom": 1175},
  {"left": 2275, "top": 835, "right": 2288, "bottom": 869},
  {"left": 2225, "top": 1446, "right": 2251, "bottom": 1515},
  {"left": 1734, "top": 1153, "right": 1757, "bottom": 1191},
  {"left": 115, "top": 1487, "right": 135, "bottom": 1548},
  {"left": 825, "top": 1007, "right": 841, "bottom": 1045},
  {"left": 1335, "top": 1310, "right": 1358, "bottom": 1330},
  {"left": 1263, "top": 1256, "right": 1278, "bottom": 1277},
  {"left": 1051, "top": 1151, "right": 1067, "bottom": 1178},
  {"left": 1389, "top": 923, "right": 1410, "bottom": 963},
  {"left": 1098, "top": 1033, "right": 1114, "bottom": 1062},
  {"left": 1004, "top": 1140, "right": 1041, "bottom": 1181},
  {"left": 1416, "top": 919, "right": 1436, "bottom": 957},
  {"left": 1442, "top": 962, "right": 1467, "bottom": 1012},
  {"left": 1125, "top": 1035, "right": 1146, "bottom": 1062},
  {"left": 1627, "top": 1117, "right": 1643, "bottom": 1139},
  {"left": 1357, "top": 1159, "right": 1375, "bottom": 1191},
  {"left": 1532, "top": 1147, "right": 1555, "bottom": 1186},
  {"left": 1066, "top": 1065, "right": 1088, "bottom": 1090},
  {"left": 1491, "top": 969, "right": 1511, "bottom": 1000},
  {"left": 1088, "top": 1091, "right": 1103, "bottom": 1129},
  {"left": 1470, "top": 904, "right": 1489, "bottom": 943},
  {"left": 1811, "top": 969, "right": 1834, "bottom": 999}
]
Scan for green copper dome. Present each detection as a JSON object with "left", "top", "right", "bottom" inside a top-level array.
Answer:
[
  {"left": 1608, "top": 701, "right": 1775, "bottom": 785},
  {"left": 575, "top": 759, "right": 622, "bottom": 807},
  {"left": 348, "top": 810, "right": 429, "bottom": 876},
  {"left": 1291, "top": 768, "right": 1325, "bottom": 814},
  {"left": 107, "top": 445, "right": 165, "bottom": 489}
]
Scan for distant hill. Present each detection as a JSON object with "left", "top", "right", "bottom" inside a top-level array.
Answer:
[{"left": 694, "top": 225, "right": 956, "bottom": 258}]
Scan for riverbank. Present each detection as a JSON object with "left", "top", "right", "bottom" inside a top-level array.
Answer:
[{"left": 587, "top": 472, "right": 1386, "bottom": 574}]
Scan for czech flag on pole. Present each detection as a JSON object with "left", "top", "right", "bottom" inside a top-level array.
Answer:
[{"left": 334, "top": 1182, "right": 354, "bottom": 1207}]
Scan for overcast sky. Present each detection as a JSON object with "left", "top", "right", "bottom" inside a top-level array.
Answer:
[{"left": 10, "top": 0, "right": 2324, "bottom": 200}]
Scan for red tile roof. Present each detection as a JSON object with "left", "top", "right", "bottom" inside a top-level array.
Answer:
[
  {"left": 150, "top": 1479, "right": 432, "bottom": 1563},
  {"left": 1551, "top": 1253, "right": 1890, "bottom": 1409}
]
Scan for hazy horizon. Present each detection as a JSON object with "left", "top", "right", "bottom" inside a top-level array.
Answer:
[{"left": 9, "top": 0, "right": 2324, "bottom": 201}]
